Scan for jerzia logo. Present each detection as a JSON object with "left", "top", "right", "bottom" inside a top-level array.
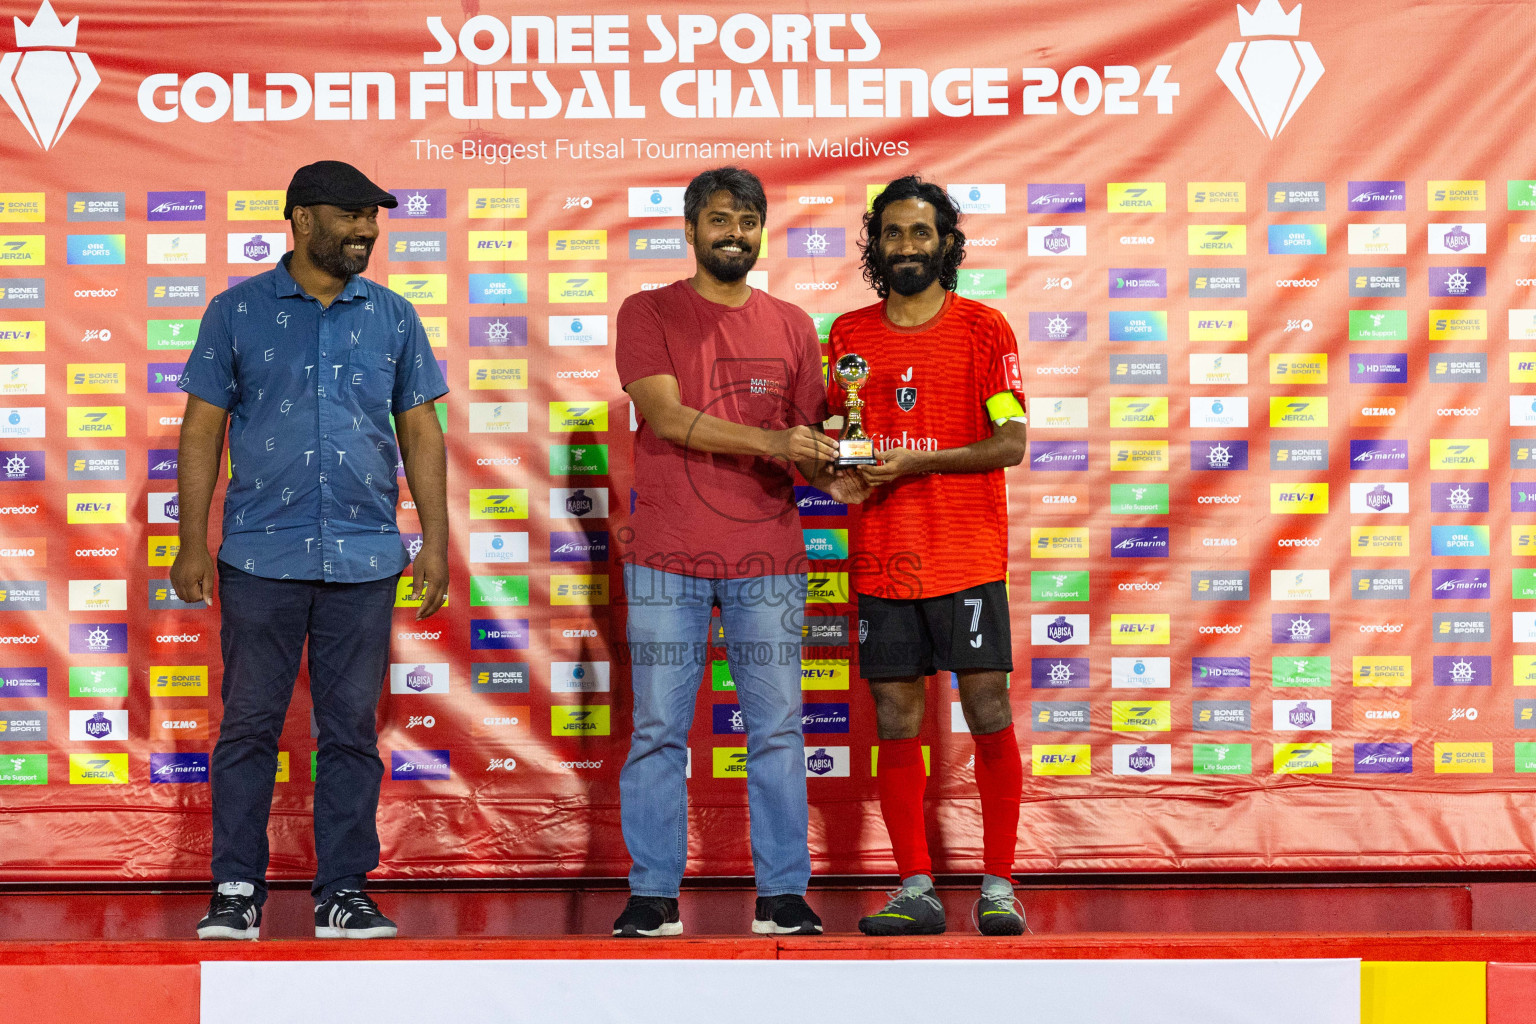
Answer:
[
  {"left": 1216, "top": 0, "right": 1324, "bottom": 139},
  {"left": 1, "top": 2, "right": 98, "bottom": 150}
]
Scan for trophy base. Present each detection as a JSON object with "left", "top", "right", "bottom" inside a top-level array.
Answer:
[{"left": 835, "top": 437, "right": 877, "bottom": 470}]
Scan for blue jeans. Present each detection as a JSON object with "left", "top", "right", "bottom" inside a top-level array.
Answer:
[
  {"left": 210, "top": 563, "right": 397, "bottom": 903},
  {"left": 620, "top": 562, "right": 811, "bottom": 897}
]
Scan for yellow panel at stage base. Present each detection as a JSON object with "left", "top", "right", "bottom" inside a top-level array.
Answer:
[{"left": 1362, "top": 961, "right": 1485, "bottom": 1024}]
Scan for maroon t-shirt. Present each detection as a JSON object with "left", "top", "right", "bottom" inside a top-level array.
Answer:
[{"left": 616, "top": 280, "right": 827, "bottom": 578}]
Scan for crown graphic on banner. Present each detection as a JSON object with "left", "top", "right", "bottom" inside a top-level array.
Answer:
[
  {"left": 14, "top": 0, "right": 78, "bottom": 48},
  {"left": 1236, "top": 0, "right": 1302, "bottom": 37}
]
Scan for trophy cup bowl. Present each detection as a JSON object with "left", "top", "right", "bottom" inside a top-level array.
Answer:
[{"left": 833, "top": 353, "right": 878, "bottom": 468}]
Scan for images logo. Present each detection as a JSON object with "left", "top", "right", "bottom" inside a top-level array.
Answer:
[
  {"left": 1216, "top": 0, "right": 1324, "bottom": 139},
  {"left": 0, "top": 2, "right": 97, "bottom": 151}
]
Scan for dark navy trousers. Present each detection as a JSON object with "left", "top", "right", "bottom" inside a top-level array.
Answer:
[{"left": 210, "top": 562, "right": 398, "bottom": 903}]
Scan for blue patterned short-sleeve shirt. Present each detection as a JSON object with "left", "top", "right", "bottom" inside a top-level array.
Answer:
[{"left": 179, "top": 254, "right": 448, "bottom": 583}]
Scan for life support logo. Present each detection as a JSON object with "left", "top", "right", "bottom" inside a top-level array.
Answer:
[{"left": 1, "top": 2, "right": 99, "bottom": 151}]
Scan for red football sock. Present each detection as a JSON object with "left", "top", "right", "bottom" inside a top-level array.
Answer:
[
  {"left": 876, "top": 737, "right": 931, "bottom": 880},
  {"left": 972, "top": 724, "right": 1024, "bottom": 878}
]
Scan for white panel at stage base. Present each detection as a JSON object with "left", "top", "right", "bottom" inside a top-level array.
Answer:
[{"left": 202, "top": 957, "right": 1360, "bottom": 1024}]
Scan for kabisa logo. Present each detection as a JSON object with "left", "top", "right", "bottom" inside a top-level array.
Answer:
[
  {"left": 1216, "top": 0, "right": 1323, "bottom": 139},
  {"left": 806, "top": 748, "right": 836, "bottom": 776},
  {"left": 0, "top": 2, "right": 98, "bottom": 151},
  {"left": 1128, "top": 745, "right": 1157, "bottom": 773}
]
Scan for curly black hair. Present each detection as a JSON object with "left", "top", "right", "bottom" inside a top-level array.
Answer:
[{"left": 858, "top": 175, "right": 966, "bottom": 298}]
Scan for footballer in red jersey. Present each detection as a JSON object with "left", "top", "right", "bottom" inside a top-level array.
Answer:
[{"left": 823, "top": 176, "right": 1028, "bottom": 936}]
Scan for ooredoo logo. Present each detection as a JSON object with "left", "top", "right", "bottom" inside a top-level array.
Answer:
[
  {"left": 1, "top": 2, "right": 98, "bottom": 151},
  {"left": 1217, "top": 0, "right": 1323, "bottom": 139}
]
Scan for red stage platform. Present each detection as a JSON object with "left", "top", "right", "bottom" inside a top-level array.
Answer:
[
  {"left": 4, "top": 880, "right": 1535, "bottom": 1023},
  {"left": 6, "top": 876, "right": 1536, "bottom": 942}
]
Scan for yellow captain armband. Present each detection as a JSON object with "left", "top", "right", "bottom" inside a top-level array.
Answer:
[{"left": 986, "top": 391, "right": 1027, "bottom": 426}]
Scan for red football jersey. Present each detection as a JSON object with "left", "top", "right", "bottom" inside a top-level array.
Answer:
[{"left": 827, "top": 292, "right": 1026, "bottom": 599}]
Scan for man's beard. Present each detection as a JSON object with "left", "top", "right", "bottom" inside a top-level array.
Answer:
[
  {"left": 307, "top": 220, "right": 373, "bottom": 277},
  {"left": 695, "top": 237, "right": 757, "bottom": 283},
  {"left": 879, "top": 247, "right": 942, "bottom": 296}
]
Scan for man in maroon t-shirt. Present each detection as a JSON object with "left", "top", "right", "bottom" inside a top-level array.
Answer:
[{"left": 613, "top": 167, "right": 834, "bottom": 938}]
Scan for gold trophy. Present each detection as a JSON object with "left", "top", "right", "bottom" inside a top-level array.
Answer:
[{"left": 833, "top": 353, "right": 878, "bottom": 468}]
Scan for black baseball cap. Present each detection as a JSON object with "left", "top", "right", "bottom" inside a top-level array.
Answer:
[{"left": 284, "top": 160, "right": 398, "bottom": 219}]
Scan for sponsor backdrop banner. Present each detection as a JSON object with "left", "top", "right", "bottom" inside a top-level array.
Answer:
[{"left": 0, "top": 0, "right": 1534, "bottom": 880}]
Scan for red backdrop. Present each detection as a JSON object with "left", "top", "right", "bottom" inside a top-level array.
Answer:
[{"left": 0, "top": 0, "right": 1534, "bottom": 881}]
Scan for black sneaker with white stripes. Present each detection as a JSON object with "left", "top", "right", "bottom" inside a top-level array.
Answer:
[
  {"left": 612, "top": 895, "right": 682, "bottom": 937},
  {"left": 314, "top": 890, "right": 398, "bottom": 939},
  {"left": 752, "top": 894, "right": 824, "bottom": 935},
  {"left": 196, "top": 881, "right": 261, "bottom": 940}
]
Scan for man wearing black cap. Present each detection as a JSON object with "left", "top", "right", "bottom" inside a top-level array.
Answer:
[{"left": 173, "top": 161, "right": 449, "bottom": 940}]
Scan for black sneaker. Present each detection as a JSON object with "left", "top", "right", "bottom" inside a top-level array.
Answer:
[
  {"left": 973, "top": 889, "right": 1027, "bottom": 936},
  {"left": 314, "top": 890, "right": 398, "bottom": 939},
  {"left": 752, "top": 894, "right": 824, "bottom": 935},
  {"left": 612, "top": 895, "right": 682, "bottom": 937},
  {"left": 858, "top": 885, "right": 947, "bottom": 936},
  {"left": 196, "top": 881, "right": 261, "bottom": 940}
]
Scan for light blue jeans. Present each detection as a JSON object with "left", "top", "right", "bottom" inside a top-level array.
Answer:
[{"left": 620, "top": 562, "right": 811, "bottom": 897}]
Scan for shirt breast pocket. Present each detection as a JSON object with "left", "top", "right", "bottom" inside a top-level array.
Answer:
[
  {"left": 712, "top": 356, "right": 793, "bottom": 429},
  {"left": 346, "top": 348, "right": 397, "bottom": 411}
]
